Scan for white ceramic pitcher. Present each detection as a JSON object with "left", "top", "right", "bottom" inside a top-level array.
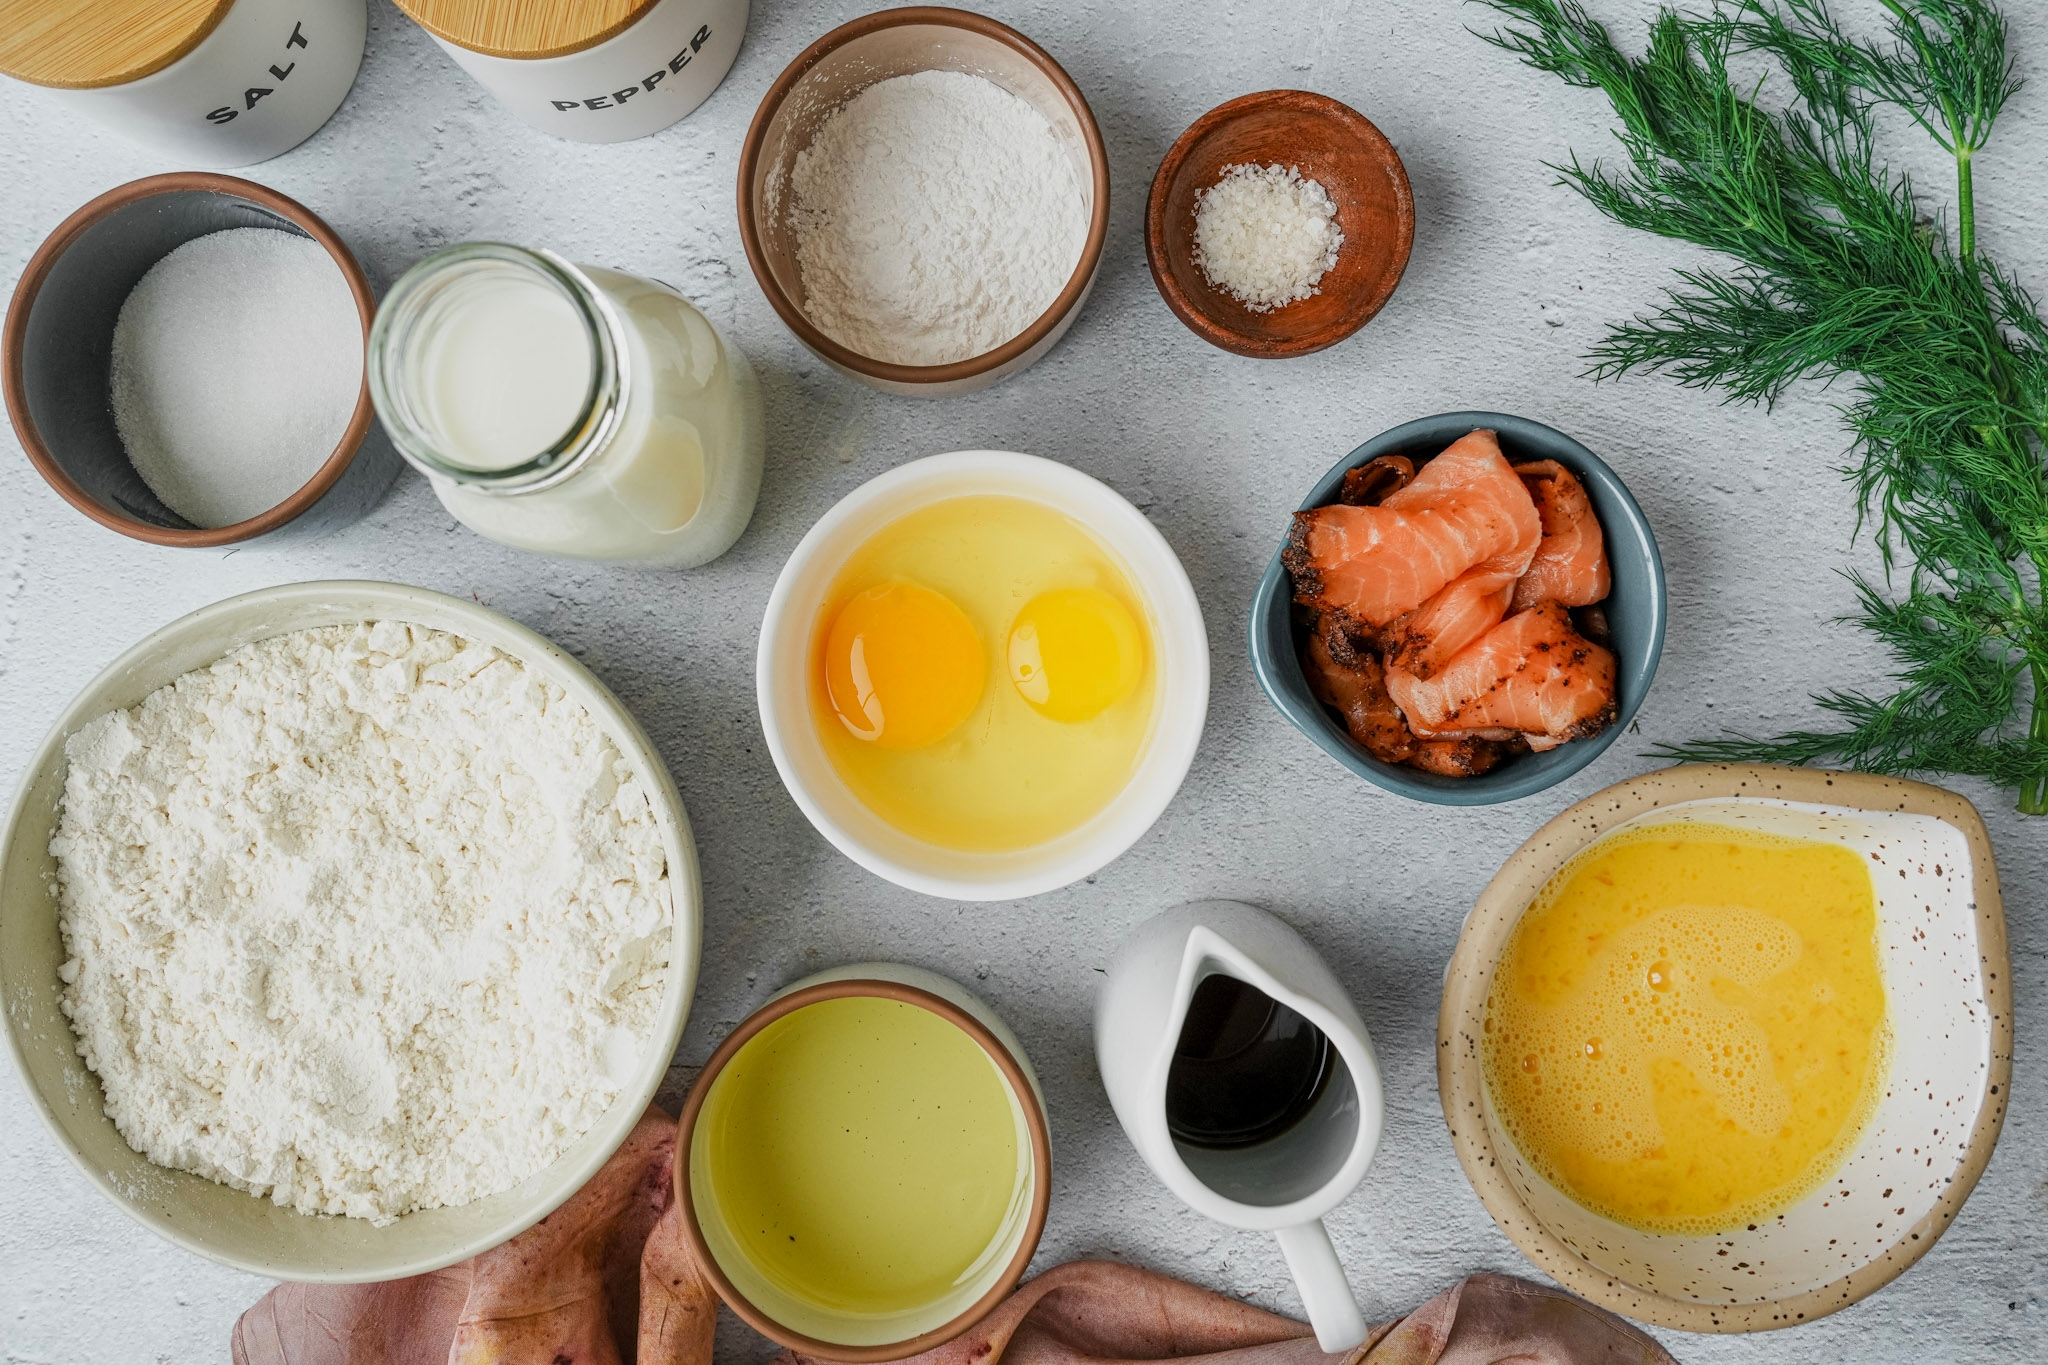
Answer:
[{"left": 1094, "top": 901, "right": 1382, "bottom": 1352}]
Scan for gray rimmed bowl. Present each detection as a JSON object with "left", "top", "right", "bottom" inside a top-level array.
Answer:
[
  {"left": 1248, "top": 411, "right": 1665, "bottom": 804},
  {"left": 0, "top": 581, "right": 701, "bottom": 1281}
]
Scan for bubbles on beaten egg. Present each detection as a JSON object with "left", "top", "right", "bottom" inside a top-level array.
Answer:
[
  {"left": 824, "top": 582, "right": 986, "bottom": 749},
  {"left": 1481, "top": 820, "right": 1889, "bottom": 1235},
  {"left": 1488, "top": 902, "right": 1802, "bottom": 1174}
]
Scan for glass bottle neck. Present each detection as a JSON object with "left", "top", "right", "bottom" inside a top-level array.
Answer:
[{"left": 367, "top": 242, "right": 625, "bottom": 493}]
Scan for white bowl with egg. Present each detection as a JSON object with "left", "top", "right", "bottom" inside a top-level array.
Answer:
[
  {"left": 0, "top": 581, "right": 700, "bottom": 1282},
  {"left": 757, "top": 451, "right": 1209, "bottom": 901},
  {"left": 1439, "top": 763, "right": 2011, "bottom": 1331}
]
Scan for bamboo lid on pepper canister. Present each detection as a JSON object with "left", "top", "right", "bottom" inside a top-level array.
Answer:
[
  {"left": 391, "top": 0, "right": 664, "bottom": 60},
  {"left": 0, "top": 0, "right": 237, "bottom": 89}
]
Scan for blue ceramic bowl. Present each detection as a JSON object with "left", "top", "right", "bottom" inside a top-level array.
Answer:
[{"left": 1249, "top": 412, "right": 1666, "bottom": 804}]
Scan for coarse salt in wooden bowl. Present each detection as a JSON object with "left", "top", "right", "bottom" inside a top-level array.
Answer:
[{"left": 1147, "top": 90, "right": 1413, "bottom": 358}]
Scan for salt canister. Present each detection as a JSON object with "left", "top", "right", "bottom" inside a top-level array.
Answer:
[
  {"left": 391, "top": 0, "right": 748, "bottom": 143},
  {"left": 0, "top": 0, "right": 366, "bottom": 167}
]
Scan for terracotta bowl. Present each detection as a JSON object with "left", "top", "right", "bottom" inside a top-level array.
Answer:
[
  {"left": 1147, "top": 90, "right": 1413, "bottom": 358},
  {"left": 2, "top": 172, "right": 400, "bottom": 547},
  {"left": 676, "top": 964, "right": 1051, "bottom": 1361},
  {"left": 736, "top": 6, "right": 1109, "bottom": 397},
  {"left": 1439, "top": 764, "right": 2012, "bottom": 1331}
]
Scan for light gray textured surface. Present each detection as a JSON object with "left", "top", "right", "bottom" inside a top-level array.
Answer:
[{"left": 1, "top": 1, "right": 2042, "bottom": 1360}]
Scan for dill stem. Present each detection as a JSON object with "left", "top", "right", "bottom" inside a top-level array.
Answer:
[
  {"left": 2023, "top": 665, "right": 2048, "bottom": 815},
  {"left": 1956, "top": 149, "right": 1976, "bottom": 267}
]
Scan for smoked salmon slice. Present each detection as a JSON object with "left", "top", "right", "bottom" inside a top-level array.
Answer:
[
  {"left": 1304, "top": 623, "right": 1416, "bottom": 764},
  {"left": 1285, "top": 430, "right": 1541, "bottom": 628},
  {"left": 1380, "top": 565, "right": 1518, "bottom": 679},
  {"left": 1384, "top": 600, "right": 1617, "bottom": 749},
  {"left": 1408, "top": 735, "right": 1518, "bottom": 777},
  {"left": 1511, "top": 461, "right": 1611, "bottom": 611}
]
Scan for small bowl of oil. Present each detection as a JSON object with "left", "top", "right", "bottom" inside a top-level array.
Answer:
[
  {"left": 676, "top": 962, "right": 1050, "bottom": 1360},
  {"left": 1439, "top": 763, "right": 2011, "bottom": 1331},
  {"left": 756, "top": 451, "right": 1209, "bottom": 901}
]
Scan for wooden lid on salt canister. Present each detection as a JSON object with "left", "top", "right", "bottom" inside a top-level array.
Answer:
[
  {"left": 391, "top": 0, "right": 663, "bottom": 61},
  {"left": 0, "top": 0, "right": 236, "bottom": 89}
]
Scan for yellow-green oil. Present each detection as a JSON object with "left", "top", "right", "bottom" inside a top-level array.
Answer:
[{"left": 694, "top": 997, "right": 1024, "bottom": 1313}]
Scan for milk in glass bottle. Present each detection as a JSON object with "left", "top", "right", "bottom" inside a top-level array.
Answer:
[{"left": 368, "top": 242, "right": 763, "bottom": 566}]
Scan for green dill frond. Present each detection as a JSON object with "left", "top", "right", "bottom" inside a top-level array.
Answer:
[{"left": 1475, "top": 0, "right": 2048, "bottom": 811}]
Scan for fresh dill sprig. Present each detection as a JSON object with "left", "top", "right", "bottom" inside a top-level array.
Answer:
[{"left": 1472, "top": 0, "right": 2048, "bottom": 813}]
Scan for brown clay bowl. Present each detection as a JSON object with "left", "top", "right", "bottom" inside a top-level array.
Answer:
[
  {"left": 736, "top": 7, "right": 1110, "bottom": 397},
  {"left": 2, "top": 172, "right": 399, "bottom": 548},
  {"left": 674, "top": 966, "right": 1051, "bottom": 1361},
  {"left": 1147, "top": 90, "right": 1414, "bottom": 358}
]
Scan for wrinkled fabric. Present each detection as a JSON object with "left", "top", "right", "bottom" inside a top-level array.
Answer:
[
  {"left": 233, "top": 1110, "right": 707, "bottom": 1365},
  {"left": 235, "top": 1109, "right": 1674, "bottom": 1365}
]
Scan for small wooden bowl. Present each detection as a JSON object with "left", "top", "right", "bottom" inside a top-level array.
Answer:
[
  {"left": 737, "top": 7, "right": 1110, "bottom": 397},
  {"left": 1147, "top": 91, "right": 1413, "bottom": 358}
]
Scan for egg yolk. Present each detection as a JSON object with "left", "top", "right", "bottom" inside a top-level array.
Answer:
[
  {"left": 824, "top": 582, "right": 985, "bottom": 749},
  {"left": 1007, "top": 588, "right": 1145, "bottom": 723}
]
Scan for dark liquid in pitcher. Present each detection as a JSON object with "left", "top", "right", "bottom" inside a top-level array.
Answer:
[{"left": 1165, "top": 974, "right": 1334, "bottom": 1149}]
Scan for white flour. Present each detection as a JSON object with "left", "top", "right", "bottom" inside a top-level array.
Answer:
[
  {"left": 50, "top": 621, "right": 673, "bottom": 1223},
  {"left": 786, "top": 70, "right": 1087, "bottom": 366}
]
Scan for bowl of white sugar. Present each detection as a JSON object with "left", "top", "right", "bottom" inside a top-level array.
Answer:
[
  {"left": 737, "top": 7, "right": 1109, "bottom": 396},
  {"left": 0, "top": 581, "right": 700, "bottom": 1281},
  {"left": 3, "top": 173, "right": 402, "bottom": 547}
]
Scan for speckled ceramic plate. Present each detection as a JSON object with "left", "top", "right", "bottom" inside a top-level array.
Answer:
[{"left": 1438, "top": 763, "right": 2011, "bottom": 1332}]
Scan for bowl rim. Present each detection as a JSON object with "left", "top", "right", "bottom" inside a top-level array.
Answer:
[
  {"left": 734, "top": 5, "right": 1110, "bottom": 385},
  {"left": 1144, "top": 88, "right": 1415, "bottom": 358},
  {"left": 1437, "top": 762, "right": 2013, "bottom": 1332},
  {"left": 1248, "top": 411, "right": 1667, "bottom": 805},
  {"left": 673, "top": 977, "right": 1053, "bottom": 1361},
  {"left": 0, "top": 580, "right": 702, "bottom": 1281},
  {"left": 1, "top": 172, "right": 377, "bottom": 547},
  {"left": 756, "top": 449, "right": 1210, "bottom": 901}
]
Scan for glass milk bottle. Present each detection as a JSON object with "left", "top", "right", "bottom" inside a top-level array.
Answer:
[{"left": 368, "top": 242, "right": 763, "bottom": 566}]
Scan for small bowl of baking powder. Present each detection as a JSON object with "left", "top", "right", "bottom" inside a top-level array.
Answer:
[
  {"left": 1147, "top": 90, "right": 1415, "bottom": 358},
  {"left": 737, "top": 7, "right": 1110, "bottom": 396}
]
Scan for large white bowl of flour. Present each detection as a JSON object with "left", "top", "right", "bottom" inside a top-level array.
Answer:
[{"left": 0, "top": 581, "right": 700, "bottom": 1281}]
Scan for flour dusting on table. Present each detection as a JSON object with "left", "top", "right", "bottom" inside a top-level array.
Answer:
[{"left": 50, "top": 621, "right": 673, "bottom": 1223}]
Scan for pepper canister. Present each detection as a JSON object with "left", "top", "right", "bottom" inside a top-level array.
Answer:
[
  {"left": 0, "top": 0, "right": 366, "bottom": 167},
  {"left": 391, "top": 0, "right": 748, "bottom": 143}
]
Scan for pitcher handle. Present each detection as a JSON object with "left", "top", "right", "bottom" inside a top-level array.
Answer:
[{"left": 1275, "top": 1220, "right": 1367, "bottom": 1352}]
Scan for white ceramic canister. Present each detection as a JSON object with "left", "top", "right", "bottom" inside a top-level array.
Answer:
[
  {"left": 0, "top": 0, "right": 365, "bottom": 167},
  {"left": 367, "top": 242, "right": 764, "bottom": 568},
  {"left": 392, "top": 0, "right": 747, "bottom": 143}
]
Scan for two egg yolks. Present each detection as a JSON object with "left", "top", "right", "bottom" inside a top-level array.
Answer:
[{"left": 824, "top": 582, "right": 1143, "bottom": 747}]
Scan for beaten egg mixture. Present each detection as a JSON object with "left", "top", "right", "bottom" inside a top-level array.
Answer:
[
  {"left": 811, "top": 495, "right": 1156, "bottom": 851},
  {"left": 1483, "top": 821, "right": 1889, "bottom": 1234}
]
